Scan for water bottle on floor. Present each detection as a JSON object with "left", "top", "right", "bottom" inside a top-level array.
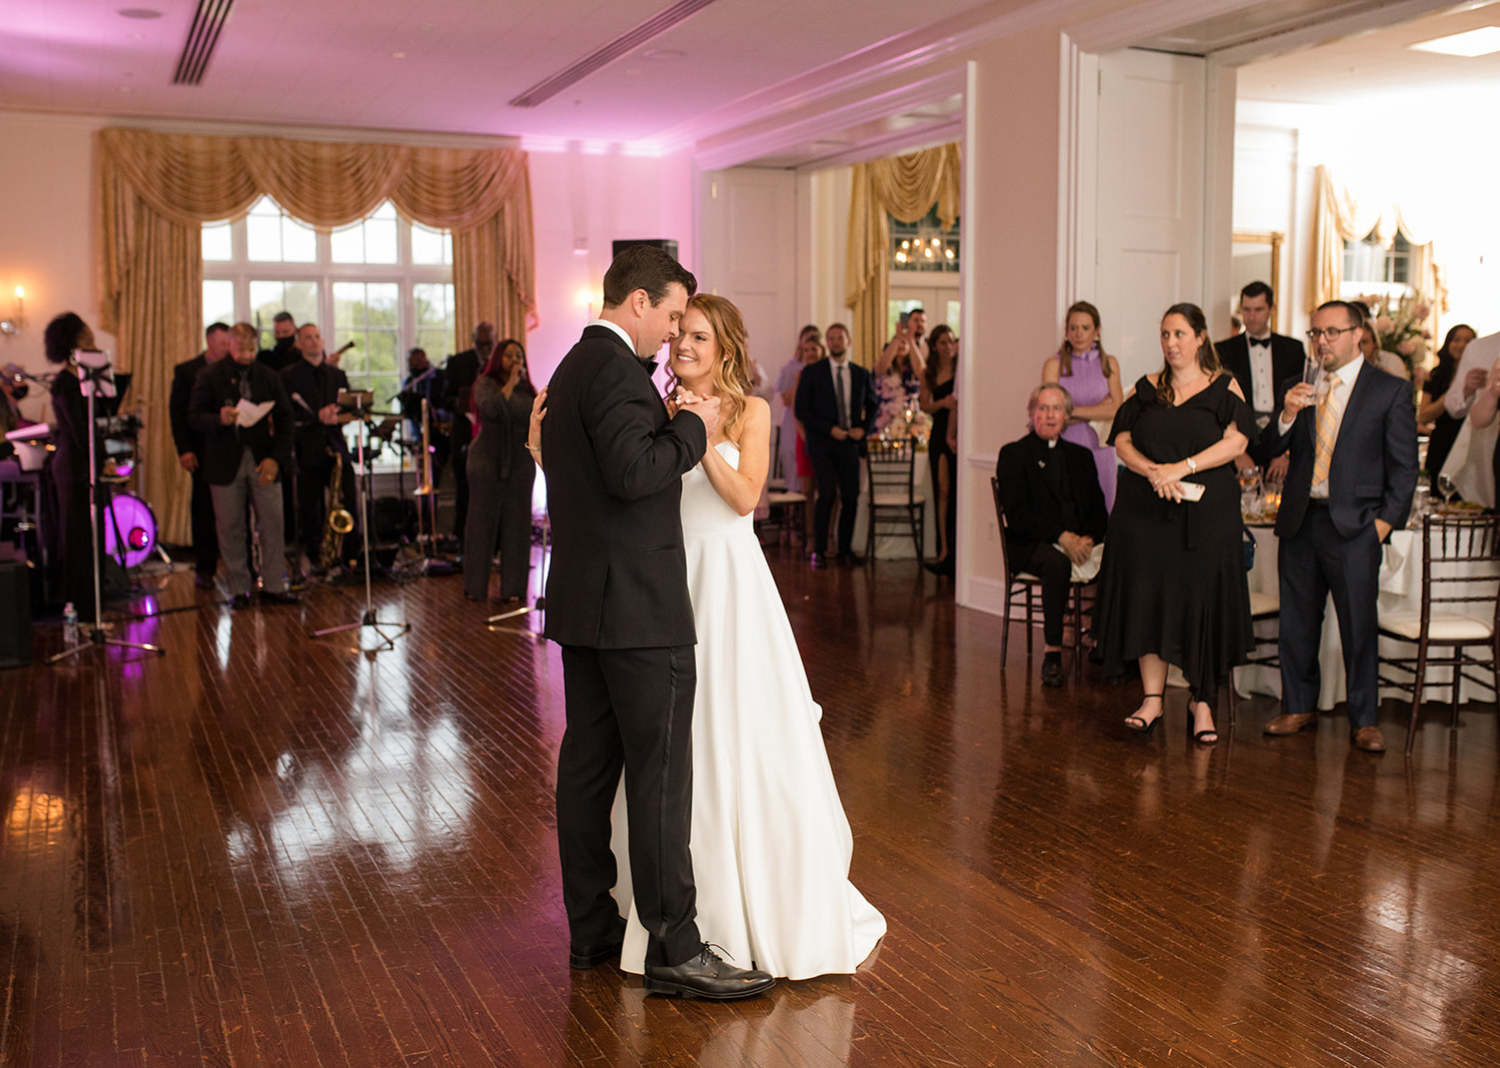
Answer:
[{"left": 63, "top": 602, "right": 79, "bottom": 646}]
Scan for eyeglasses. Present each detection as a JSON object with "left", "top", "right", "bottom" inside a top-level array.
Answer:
[{"left": 1305, "top": 326, "right": 1358, "bottom": 342}]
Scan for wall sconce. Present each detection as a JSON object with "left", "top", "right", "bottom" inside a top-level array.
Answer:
[{"left": 0, "top": 287, "right": 25, "bottom": 337}]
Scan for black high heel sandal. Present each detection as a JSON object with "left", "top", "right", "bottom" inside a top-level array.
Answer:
[
  {"left": 1124, "top": 694, "right": 1164, "bottom": 735},
  {"left": 1189, "top": 700, "right": 1218, "bottom": 746}
]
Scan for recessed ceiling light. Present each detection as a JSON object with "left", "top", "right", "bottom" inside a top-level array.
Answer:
[
  {"left": 1409, "top": 26, "right": 1500, "bottom": 57},
  {"left": 642, "top": 49, "right": 685, "bottom": 60},
  {"left": 393, "top": 52, "right": 406, "bottom": 58},
  {"left": 117, "top": 7, "right": 163, "bottom": 18}
]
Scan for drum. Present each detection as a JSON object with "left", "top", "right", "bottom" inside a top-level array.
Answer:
[{"left": 103, "top": 492, "right": 157, "bottom": 569}]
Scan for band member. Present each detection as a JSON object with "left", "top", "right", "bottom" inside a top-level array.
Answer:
[
  {"left": 280, "top": 323, "right": 354, "bottom": 570},
  {"left": 442, "top": 322, "right": 496, "bottom": 543},
  {"left": 170, "top": 322, "right": 232, "bottom": 587},
  {"left": 399, "top": 347, "right": 450, "bottom": 488}
]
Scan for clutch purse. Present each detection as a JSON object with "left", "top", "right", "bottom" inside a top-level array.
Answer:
[{"left": 1177, "top": 481, "right": 1205, "bottom": 502}]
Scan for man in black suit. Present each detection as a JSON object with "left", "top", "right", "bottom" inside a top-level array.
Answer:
[
  {"left": 257, "top": 311, "right": 299, "bottom": 373},
  {"left": 398, "top": 347, "right": 450, "bottom": 489},
  {"left": 541, "top": 245, "right": 772, "bottom": 1000},
  {"left": 169, "top": 322, "right": 231, "bottom": 587},
  {"left": 1260, "top": 301, "right": 1418, "bottom": 752},
  {"left": 995, "top": 384, "right": 1108, "bottom": 687},
  {"left": 795, "top": 322, "right": 877, "bottom": 567},
  {"left": 1217, "top": 281, "right": 1305, "bottom": 472},
  {"left": 188, "top": 323, "right": 297, "bottom": 609},
  {"left": 441, "top": 322, "right": 495, "bottom": 543},
  {"left": 280, "top": 323, "right": 353, "bottom": 569}
]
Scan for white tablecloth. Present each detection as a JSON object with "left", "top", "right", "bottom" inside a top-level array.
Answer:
[
  {"left": 1236, "top": 525, "right": 1496, "bottom": 710},
  {"left": 848, "top": 451, "right": 936, "bottom": 560}
]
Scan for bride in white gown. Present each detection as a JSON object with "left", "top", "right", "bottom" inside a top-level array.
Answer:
[{"left": 533, "top": 295, "right": 885, "bottom": 981}]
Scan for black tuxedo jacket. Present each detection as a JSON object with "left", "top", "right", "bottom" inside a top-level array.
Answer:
[
  {"left": 187, "top": 358, "right": 294, "bottom": 486},
  {"left": 541, "top": 325, "right": 708, "bottom": 649},
  {"left": 280, "top": 358, "right": 351, "bottom": 466},
  {"left": 793, "top": 358, "right": 877, "bottom": 453},
  {"left": 442, "top": 348, "right": 483, "bottom": 446},
  {"left": 169, "top": 352, "right": 210, "bottom": 458},
  {"left": 1218, "top": 332, "right": 1305, "bottom": 462},
  {"left": 1261, "top": 360, "right": 1418, "bottom": 541},
  {"left": 994, "top": 432, "right": 1108, "bottom": 546}
]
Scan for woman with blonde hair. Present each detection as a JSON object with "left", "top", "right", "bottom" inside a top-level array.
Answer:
[{"left": 528, "top": 293, "right": 885, "bottom": 979}]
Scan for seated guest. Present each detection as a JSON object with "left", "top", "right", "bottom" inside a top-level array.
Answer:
[
  {"left": 170, "top": 322, "right": 232, "bottom": 588},
  {"left": 1215, "top": 281, "right": 1304, "bottom": 472},
  {"left": 995, "top": 384, "right": 1108, "bottom": 687},
  {"left": 281, "top": 322, "right": 354, "bottom": 571},
  {"left": 399, "top": 346, "right": 450, "bottom": 487},
  {"left": 257, "top": 311, "right": 299, "bottom": 372},
  {"left": 795, "top": 323, "right": 877, "bottom": 568},
  {"left": 188, "top": 323, "right": 297, "bottom": 609}
]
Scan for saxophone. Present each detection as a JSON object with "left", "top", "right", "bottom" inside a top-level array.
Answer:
[{"left": 320, "top": 452, "right": 354, "bottom": 570}]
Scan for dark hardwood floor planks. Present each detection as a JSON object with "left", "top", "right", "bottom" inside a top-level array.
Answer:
[{"left": 7, "top": 551, "right": 1500, "bottom": 1064}]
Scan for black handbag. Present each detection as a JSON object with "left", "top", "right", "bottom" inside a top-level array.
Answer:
[{"left": 1242, "top": 525, "right": 1257, "bottom": 572}]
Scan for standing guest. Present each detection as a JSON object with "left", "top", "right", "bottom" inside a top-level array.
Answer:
[
  {"left": 1448, "top": 334, "right": 1500, "bottom": 505},
  {"left": 442, "top": 322, "right": 497, "bottom": 544},
  {"left": 399, "top": 347, "right": 450, "bottom": 488},
  {"left": 169, "top": 322, "right": 232, "bottom": 588},
  {"left": 1442, "top": 327, "right": 1500, "bottom": 427},
  {"left": 995, "top": 384, "right": 1108, "bottom": 687},
  {"left": 1094, "top": 303, "right": 1256, "bottom": 746},
  {"left": 1418, "top": 324, "right": 1476, "bottom": 485},
  {"left": 872, "top": 316, "right": 925, "bottom": 434},
  {"left": 1042, "top": 301, "right": 1123, "bottom": 509},
  {"left": 538, "top": 244, "right": 771, "bottom": 999},
  {"left": 795, "top": 322, "right": 877, "bottom": 568},
  {"left": 1357, "top": 320, "right": 1409, "bottom": 381},
  {"left": 1215, "top": 281, "right": 1305, "bottom": 474},
  {"left": 775, "top": 326, "right": 820, "bottom": 483},
  {"left": 188, "top": 323, "right": 297, "bottom": 610},
  {"left": 920, "top": 324, "right": 959, "bottom": 576},
  {"left": 1260, "top": 301, "right": 1418, "bottom": 753},
  {"left": 257, "top": 311, "right": 299, "bottom": 373},
  {"left": 44, "top": 312, "right": 106, "bottom": 621},
  {"left": 280, "top": 323, "right": 353, "bottom": 571},
  {"left": 462, "top": 339, "right": 537, "bottom": 604},
  {"left": 882, "top": 307, "right": 930, "bottom": 371}
]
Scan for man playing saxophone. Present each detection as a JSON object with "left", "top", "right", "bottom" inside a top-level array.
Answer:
[{"left": 281, "top": 323, "right": 355, "bottom": 574}]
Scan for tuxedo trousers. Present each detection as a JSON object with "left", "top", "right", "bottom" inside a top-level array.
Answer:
[
  {"left": 557, "top": 644, "right": 702, "bottom": 967},
  {"left": 1277, "top": 503, "right": 1382, "bottom": 728}
]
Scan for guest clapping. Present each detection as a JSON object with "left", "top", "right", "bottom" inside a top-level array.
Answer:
[
  {"left": 995, "top": 384, "right": 1107, "bottom": 687},
  {"left": 1094, "top": 304, "right": 1256, "bottom": 745},
  {"left": 463, "top": 339, "right": 538, "bottom": 604},
  {"left": 1042, "top": 301, "right": 1122, "bottom": 509}
]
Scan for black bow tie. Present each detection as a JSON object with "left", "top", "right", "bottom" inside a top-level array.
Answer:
[
  {"left": 639, "top": 357, "right": 658, "bottom": 376},
  {"left": 1248, "top": 336, "right": 1271, "bottom": 348}
]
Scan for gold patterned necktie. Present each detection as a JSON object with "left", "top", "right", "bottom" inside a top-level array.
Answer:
[{"left": 1312, "top": 371, "right": 1343, "bottom": 485}]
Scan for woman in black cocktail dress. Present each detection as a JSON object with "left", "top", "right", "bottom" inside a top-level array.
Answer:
[{"left": 1094, "top": 303, "right": 1257, "bottom": 745}]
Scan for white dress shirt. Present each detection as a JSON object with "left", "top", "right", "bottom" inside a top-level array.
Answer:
[
  {"left": 1444, "top": 331, "right": 1500, "bottom": 418},
  {"left": 1280, "top": 356, "right": 1364, "bottom": 500},
  {"left": 587, "top": 317, "right": 636, "bottom": 355},
  {"left": 1246, "top": 334, "right": 1275, "bottom": 414}
]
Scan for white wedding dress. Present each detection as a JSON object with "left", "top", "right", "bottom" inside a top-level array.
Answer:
[{"left": 611, "top": 441, "right": 886, "bottom": 980}]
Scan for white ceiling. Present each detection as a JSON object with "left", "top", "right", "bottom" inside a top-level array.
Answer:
[{"left": 0, "top": 0, "right": 1003, "bottom": 145}]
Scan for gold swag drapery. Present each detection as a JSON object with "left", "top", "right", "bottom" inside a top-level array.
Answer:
[
  {"left": 845, "top": 143, "right": 961, "bottom": 368},
  {"left": 96, "top": 127, "right": 535, "bottom": 545},
  {"left": 1309, "top": 163, "right": 1447, "bottom": 335}
]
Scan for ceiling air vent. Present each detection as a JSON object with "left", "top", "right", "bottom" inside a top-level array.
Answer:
[
  {"left": 508, "top": 0, "right": 719, "bottom": 108},
  {"left": 172, "top": 0, "right": 234, "bottom": 86}
]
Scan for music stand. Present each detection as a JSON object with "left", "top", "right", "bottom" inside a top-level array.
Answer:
[
  {"left": 485, "top": 510, "right": 549, "bottom": 639},
  {"left": 50, "top": 350, "right": 166, "bottom": 663},
  {"left": 313, "top": 389, "right": 410, "bottom": 651}
]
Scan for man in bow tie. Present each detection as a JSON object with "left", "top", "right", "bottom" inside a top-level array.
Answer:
[
  {"left": 1217, "top": 282, "right": 1305, "bottom": 474},
  {"left": 994, "top": 384, "right": 1107, "bottom": 686}
]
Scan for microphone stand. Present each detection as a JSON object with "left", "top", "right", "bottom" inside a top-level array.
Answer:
[
  {"left": 50, "top": 357, "right": 166, "bottom": 663},
  {"left": 313, "top": 393, "right": 410, "bottom": 651}
]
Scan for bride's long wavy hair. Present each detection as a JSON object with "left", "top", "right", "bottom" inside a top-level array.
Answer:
[{"left": 669, "top": 294, "right": 753, "bottom": 438}]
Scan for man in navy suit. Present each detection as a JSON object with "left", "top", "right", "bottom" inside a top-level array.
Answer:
[
  {"left": 1217, "top": 281, "right": 1305, "bottom": 472},
  {"left": 541, "top": 244, "right": 772, "bottom": 1000},
  {"left": 795, "top": 323, "right": 878, "bottom": 567},
  {"left": 1260, "top": 300, "right": 1418, "bottom": 752}
]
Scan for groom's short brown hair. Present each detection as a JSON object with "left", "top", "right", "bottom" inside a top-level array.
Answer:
[{"left": 601, "top": 244, "right": 697, "bottom": 309}]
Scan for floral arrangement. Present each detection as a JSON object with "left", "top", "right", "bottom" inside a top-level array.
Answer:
[{"left": 1354, "top": 291, "right": 1432, "bottom": 375}]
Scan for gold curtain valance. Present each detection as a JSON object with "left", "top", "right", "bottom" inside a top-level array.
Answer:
[{"left": 845, "top": 143, "right": 961, "bottom": 367}]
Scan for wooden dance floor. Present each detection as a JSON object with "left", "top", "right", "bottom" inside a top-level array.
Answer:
[{"left": 4, "top": 547, "right": 1500, "bottom": 1066}]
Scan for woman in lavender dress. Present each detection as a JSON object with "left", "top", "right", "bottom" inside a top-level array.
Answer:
[{"left": 1042, "top": 300, "right": 1123, "bottom": 510}]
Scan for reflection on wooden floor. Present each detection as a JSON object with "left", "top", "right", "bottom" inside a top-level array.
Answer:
[{"left": 4, "top": 547, "right": 1500, "bottom": 1066}]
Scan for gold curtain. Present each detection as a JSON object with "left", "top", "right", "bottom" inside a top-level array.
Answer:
[
  {"left": 845, "top": 143, "right": 961, "bottom": 368},
  {"left": 96, "top": 128, "right": 535, "bottom": 544}
]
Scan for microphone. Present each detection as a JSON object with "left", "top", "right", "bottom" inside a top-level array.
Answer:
[{"left": 332, "top": 341, "right": 356, "bottom": 356}]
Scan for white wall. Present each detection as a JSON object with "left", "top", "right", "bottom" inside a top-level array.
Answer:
[{"left": 1232, "top": 122, "right": 1306, "bottom": 337}]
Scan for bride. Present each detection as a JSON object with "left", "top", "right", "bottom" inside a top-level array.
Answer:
[{"left": 531, "top": 294, "right": 885, "bottom": 980}]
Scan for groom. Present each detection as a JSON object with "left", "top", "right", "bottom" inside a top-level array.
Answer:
[{"left": 541, "top": 244, "right": 774, "bottom": 999}]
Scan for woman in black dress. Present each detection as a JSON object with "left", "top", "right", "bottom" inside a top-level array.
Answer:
[
  {"left": 44, "top": 312, "right": 104, "bottom": 620},
  {"left": 1094, "top": 303, "right": 1256, "bottom": 745},
  {"left": 1417, "top": 323, "right": 1476, "bottom": 487},
  {"left": 462, "top": 339, "right": 537, "bottom": 604},
  {"left": 920, "top": 324, "right": 958, "bottom": 576}
]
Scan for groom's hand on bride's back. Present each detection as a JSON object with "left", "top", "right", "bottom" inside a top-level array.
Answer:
[{"left": 679, "top": 394, "right": 721, "bottom": 438}]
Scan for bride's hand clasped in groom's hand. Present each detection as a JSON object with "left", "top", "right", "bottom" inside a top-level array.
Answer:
[{"left": 677, "top": 393, "right": 721, "bottom": 438}]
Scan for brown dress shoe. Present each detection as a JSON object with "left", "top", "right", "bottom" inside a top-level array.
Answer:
[
  {"left": 1263, "top": 712, "right": 1317, "bottom": 735},
  {"left": 1352, "top": 726, "right": 1387, "bottom": 752}
]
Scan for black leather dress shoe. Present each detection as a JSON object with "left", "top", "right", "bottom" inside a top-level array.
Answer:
[
  {"left": 569, "top": 918, "right": 626, "bottom": 969},
  {"left": 643, "top": 944, "right": 775, "bottom": 1000},
  {"left": 259, "top": 590, "right": 301, "bottom": 606},
  {"left": 1041, "top": 652, "right": 1065, "bottom": 688},
  {"left": 230, "top": 593, "right": 252, "bottom": 611}
]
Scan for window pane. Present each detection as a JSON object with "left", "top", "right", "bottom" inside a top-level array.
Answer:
[
  {"left": 334, "top": 282, "right": 364, "bottom": 329},
  {"left": 366, "top": 283, "right": 399, "bottom": 327},
  {"left": 248, "top": 213, "right": 282, "bottom": 261},
  {"left": 203, "top": 280, "right": 235, "bottom": 335},
  {"left": 331, "top": 224, "right": 365, "bottom": 264},
  {"left": 366, "top": 212, "right": 398, "bottom": 264},
  {"left": 202, "top": 222, "right": 232, "bottom": 261},
  {"left": 367, "top": 331, "right": 398, "bottom": 376},
  {"left": 282, "top": 215, "right": 317, "bottom": 262},
  {"left": 411, "top": 223, "right": 451, "bottom": 266}
]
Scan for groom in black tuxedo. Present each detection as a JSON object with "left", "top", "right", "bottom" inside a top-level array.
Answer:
[{"left": 541, "top": 245, "right": 773, "bottom": 1000}]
